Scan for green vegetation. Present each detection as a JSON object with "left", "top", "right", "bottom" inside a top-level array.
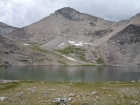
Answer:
[
  {"left": 96, "top": 57, "right": 105, "bottom": 64},
  {"left": 31, "top": 45, "right": 48, "bottom": 53},
  {"left": 0, "top": 82, "right": 19, "bottom": 91},
  {"left": 58, "top": 46, "right": 87, "bottom": 61},
  {"left": 59, "top": 46, "right": 85, "bottom": 55},
  {"left": 58, "top": 60, "right": 67, "bottom": 65}
]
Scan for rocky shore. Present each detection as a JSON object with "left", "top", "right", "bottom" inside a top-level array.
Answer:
[
  {"left": 0, "top": 80, "right": 140, "bottom": 105},
  {"left": 0, "top": 80, "right": 20, "bottom": 83}
]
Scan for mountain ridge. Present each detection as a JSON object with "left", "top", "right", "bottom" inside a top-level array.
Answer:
[{"left": 0, "top": 22, "right": 17, "bottom": 36}]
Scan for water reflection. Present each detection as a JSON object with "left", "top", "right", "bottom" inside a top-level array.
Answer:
[{"left": 0, "top": 66, "right": 140, "bottom": 82}]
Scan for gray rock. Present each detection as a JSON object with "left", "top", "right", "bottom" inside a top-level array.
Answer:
[
  {"left": 0, "top": 80, "right": 20, "bottom": 83},
  {"left": 53, "top": 98, "right": 71, "bottom": 104},
  {"left": 60, "top": 98, "right": 69, "bottom": 103},
  {"left": 92, "top": 91, "right": 98, "bottom": 95},
  {"left": 28, "top": 87, "right": 37, "bottom": 93},
  {"left": 53, "top": 98, "right": 61, "bottom": 103},
  {"left": 136, "top": 92, "right": 140, "bottom": 94},
  {"left": 16, "top": 92, "right": 23, "bottom": 97},
  {"left": 0, "top": 96, "right": 7, "bottom": 101},
  {"left": 69, "top": 93, "right": 75, "bottom": 97},
  {"left": 131, "top": 80, "right": 135, "bottom": 83}
]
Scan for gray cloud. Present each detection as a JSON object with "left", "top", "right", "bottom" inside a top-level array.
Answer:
[
  {"left": 0, "top": 0, "right": 140, "bottom": 27},
  {"left": 67, "top": 0, "right": 140, "bottom": 21}
]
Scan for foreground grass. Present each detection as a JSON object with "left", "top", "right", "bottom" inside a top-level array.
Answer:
[{"left": 0, "top": 81, "right": 140, "bottom": 105}]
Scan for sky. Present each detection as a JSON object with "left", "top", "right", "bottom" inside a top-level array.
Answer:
[{"left": 0, "top": 0, "right": 140, "bottom": 28}]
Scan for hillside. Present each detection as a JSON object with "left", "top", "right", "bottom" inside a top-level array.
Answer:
[
  {"left": 0, "top": 35, "right": 87, "bottom": 66},
  {"left": 2, "top": 7, "right": 140, "bottom": 66}
]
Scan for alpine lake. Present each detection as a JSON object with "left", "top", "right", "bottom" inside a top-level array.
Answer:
[{"left": 0, "top": 66, "right": 140, "bottom": 82}]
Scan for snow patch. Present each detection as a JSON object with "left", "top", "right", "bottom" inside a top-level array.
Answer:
[
  {"left": 62, "top": 55, "right": 76, "bottom": 61},
  {"left": 68, "top": 40, "right": 75, "bottom": 44},
  {"left": 68, "top": 40, "right": 93, "bottom": 46},
  {"left": 23, "top": 43, "right": 29, "bottom": 46},
  {"left": 71, "top": 43, "right": 84, "bottom": 46},
  {"left": 58, "top": 43, "right": 64, "bottom": 47},
  {"left": 84, "top": 43, "right": 93, "bottom": 46}
]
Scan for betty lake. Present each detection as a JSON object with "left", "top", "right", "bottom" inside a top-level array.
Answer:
[{"left": 0, "top": 66, "right": 140, "bottom": 82}]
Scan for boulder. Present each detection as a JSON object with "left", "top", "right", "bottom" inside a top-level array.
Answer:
[{"left": 92, "top": 91, "right": 98, "bottom": 96}]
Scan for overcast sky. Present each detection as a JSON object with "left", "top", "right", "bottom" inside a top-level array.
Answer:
[{"left": 0, "top": 0, "right": 140, "bottom": 27}]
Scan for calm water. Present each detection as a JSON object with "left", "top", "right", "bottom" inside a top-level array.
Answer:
[{"left": 0, "top": 66, "right": 140, "bottom": 82}]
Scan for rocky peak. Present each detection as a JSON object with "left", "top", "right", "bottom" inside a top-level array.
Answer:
[{"left": 55, "top": 7, "right": 84, "bottom": 21}]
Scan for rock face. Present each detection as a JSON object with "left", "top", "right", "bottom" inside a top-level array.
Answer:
[
  {"left": 108, "top": 24, "right": 140, "bottom": 65},
  {"left": 1, "top": 7, "right": 140, "bottom": 66},
  {"left": 0, "top": 22, "right": 17, "bottom": 36},
  {"left": 109, "top": 24, "right": 140, "bottom": 45}
]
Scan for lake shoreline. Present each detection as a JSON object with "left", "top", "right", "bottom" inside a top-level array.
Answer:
[{"left": 0, "top": 79, "right": 140, "bottom": 83}]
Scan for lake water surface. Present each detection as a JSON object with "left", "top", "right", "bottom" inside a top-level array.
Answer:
[{"left": 0, "top": 66, "right": 140, "bottom": 82}]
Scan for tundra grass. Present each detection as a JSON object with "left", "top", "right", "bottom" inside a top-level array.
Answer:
[{"left": 0, "top": 81, "right": 140, "bottom": 105}]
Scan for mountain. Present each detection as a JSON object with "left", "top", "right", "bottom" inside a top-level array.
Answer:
[
  {"left": 5, "top": 7, "right": 114, "bottom": 43},
  {"left": 2, "top": 7, "right": 140, "bottom": 66},
  {"left": 0, "top": 22, "right": 17, "bottom": 36}
]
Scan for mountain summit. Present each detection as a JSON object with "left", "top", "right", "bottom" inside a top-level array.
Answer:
[{"left": 55, "top": 7, "right": 83, "bottom": 21}]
